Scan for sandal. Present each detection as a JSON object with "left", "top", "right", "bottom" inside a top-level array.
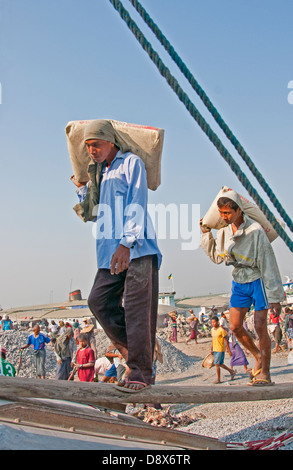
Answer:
[
  {"left": 249, "top": 367, "right": 262, "bottom": 381},
  {"left": 247, "top": 377, "right": 275, "bottom": 387},
  {"left": 114, "top": 380, "right": 151, "bottom": 393}
]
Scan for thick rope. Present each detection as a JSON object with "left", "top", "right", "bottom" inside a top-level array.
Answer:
[
  {"left": 128, "top": 0, "right": 293, "bottom": 234},
  {"left": 108, "top": 0, "right": 293, "bottom": 252}
]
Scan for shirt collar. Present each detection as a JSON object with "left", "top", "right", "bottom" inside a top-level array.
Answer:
[
  {"left": 231, "top": 213, "right": 248, "bottom": 238},
  {"left": 103, "top": 150, "right": 126, "bottom": 172}
]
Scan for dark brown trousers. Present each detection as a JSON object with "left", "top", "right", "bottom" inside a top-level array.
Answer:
[{"left": 88, "top": 255, "right": 159, "bottom": 385}]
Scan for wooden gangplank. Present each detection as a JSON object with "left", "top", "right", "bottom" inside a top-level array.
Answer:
[
  {"left": 1, "top": 376, "right": 293, "bottom": 407},
  {"left": 1, "top": 376, "right": 293, "bottom": 450}
]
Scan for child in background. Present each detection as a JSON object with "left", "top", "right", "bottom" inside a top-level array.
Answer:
[
  {"left": 105, "top": 344, "right": 130, "bottom": 384},
  {"left": 0, "top": 346, "right": 16, "bottom": 377},
  {"left": 73, "top": 333, "right": 95, "bottom": 382},
  {"left": 211, "top": 315, "right": 235, "bottom": 384},
  {"left": 169, "top": 311, "right": 178, "bottom": 343}
]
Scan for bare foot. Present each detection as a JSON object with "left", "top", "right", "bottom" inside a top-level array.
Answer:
[{"left": 230, "top": 370, "right": 236, "bottom": 380}]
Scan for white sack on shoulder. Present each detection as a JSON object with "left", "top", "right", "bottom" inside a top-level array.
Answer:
[
  {"left": 202, "top": 185, "right": 281, "bottom": 242},
  {"left": 65, "top": 119, "right": 164, "bottom": 191}
]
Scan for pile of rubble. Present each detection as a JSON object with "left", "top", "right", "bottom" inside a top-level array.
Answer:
[
  {"left": 95, "top": 328, "right": 199, "bottom": 375},
  {"left": 126, "top": 404, "right": 204, "bottom": 429},
  {"left": 0, "top": 327, "right": 199, "bottom": 379}
]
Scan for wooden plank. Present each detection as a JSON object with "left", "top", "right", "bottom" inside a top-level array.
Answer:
[
  {"left": 0, "top": 399, "right": 226, "bottom": 450},
  {"left": 1, "top": 376, "right": 293, "bottom": 406}
]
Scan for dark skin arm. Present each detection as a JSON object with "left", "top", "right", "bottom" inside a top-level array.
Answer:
[
  {"left": 72, "top": 361, "right": 95, "bottom": 369},
  {"left": 105, "top": 351, "right": 123, "bottom": 360},
  {"left": 199, "top": 218, "right": 211, "bottom": 233},
  {"left": 70, "top": 175, "right": 89, "bottom": 188},
  {"left": 110, "top": 245, "right": 130, "bottom": 275}
]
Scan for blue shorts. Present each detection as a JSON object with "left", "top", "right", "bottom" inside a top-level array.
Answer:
[
  {"left": 214, "top": 352, "right": 225, "bottom": 365},
  {"left": 229, "top": 278, "right": 269, "bottom": 311},
  {"left": 104, "top": 364, "right": 117, "bottom": 377}
]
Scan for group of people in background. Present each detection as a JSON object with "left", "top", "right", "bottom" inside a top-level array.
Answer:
[
  {"left": 210, "top": 305, "right": 293, "bottom": 384},
  {"left": 2, "top": 302, "right": 293, "bottom": 386},
  {"left": 0, "top": 316, "right": 148, "bottom": 385},
  {"left": 0, "top": 317, "right": 99, "bottom": 382},
  {"left": 24, "top": 318, "right": 99, "bottom": 382},
  {"left": 164, "top": 303, "right": 293, "bottom": 384},
  {"left": 166, "top": 309, "right": 200, "bottom": 345}
]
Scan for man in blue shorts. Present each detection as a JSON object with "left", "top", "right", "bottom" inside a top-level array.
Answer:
[{"left": 200, "top": 190, "right": 284, "bottom": 386}]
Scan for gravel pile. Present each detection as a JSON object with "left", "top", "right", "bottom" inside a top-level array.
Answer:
[
  {"left": 95, "top": 329, "right": 199, "bottom": 375},
  {"left": 155, "top": 336, "right": 198, "bottom": 375},
  {"left": 95, "top": 329, "right": 198, "bottom": 375},
  {"left": 0, "top": 328, "right": 196, "bottom": 378},
  {"left": 178, "top": 399, "right": 293, "bottom": 450}
]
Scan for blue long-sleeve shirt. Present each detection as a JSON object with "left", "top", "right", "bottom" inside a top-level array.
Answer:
[{"left": 77, "top": 151, "right": 162, "bottom": 270}]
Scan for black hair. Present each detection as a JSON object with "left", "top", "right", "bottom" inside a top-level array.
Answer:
[
  {"left": 78, "top": 333, "right": 88, "bottom": 343},
  {"left": 217, "top": 196, "right": 240, "bottom": 212}
]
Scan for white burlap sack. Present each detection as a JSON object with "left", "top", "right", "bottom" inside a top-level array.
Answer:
[
  {"left": 65, "top": 119, "right": 164, "bottom": 191},
  {"left": 202, "top": 186, "right": 279, "bottom": 242}
]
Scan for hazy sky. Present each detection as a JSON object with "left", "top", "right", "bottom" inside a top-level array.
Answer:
[{"left": 1, "top": 0, "right": 293, "bottom": 309}]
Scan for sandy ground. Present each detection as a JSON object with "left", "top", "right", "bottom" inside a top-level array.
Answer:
[
  {"left": 156, "top": 333, "right": 293, "bottom": 386},
  {"left": 154, "top": 333, "right": 293, "bottom": 449}
]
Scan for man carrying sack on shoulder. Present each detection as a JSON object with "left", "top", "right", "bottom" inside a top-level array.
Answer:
[
  {"left": 200, "top": 190, "right": 284, "bottom": 386},
  {"left": 71, "top": 120, "right": 162, "bottom": 393}
]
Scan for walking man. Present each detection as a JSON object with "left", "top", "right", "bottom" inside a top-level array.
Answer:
[
  {"left": 72, "top": 120, "right": 162, "bottom": 392},
  {"left": 200, "top": 190, "right": 284, "bottom": 386}
]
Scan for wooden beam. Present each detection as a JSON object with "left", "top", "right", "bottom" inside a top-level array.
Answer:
[{"left": 1, "top": 376, "right": 293, "bottom": 406}]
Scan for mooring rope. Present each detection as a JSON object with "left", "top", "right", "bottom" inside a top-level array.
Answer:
[
  {"left": 128, "top": 0, "right": 293, "bottom": 235},
  {"left": 108, "top": 0, "right": 293, "bottom": 252}
]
